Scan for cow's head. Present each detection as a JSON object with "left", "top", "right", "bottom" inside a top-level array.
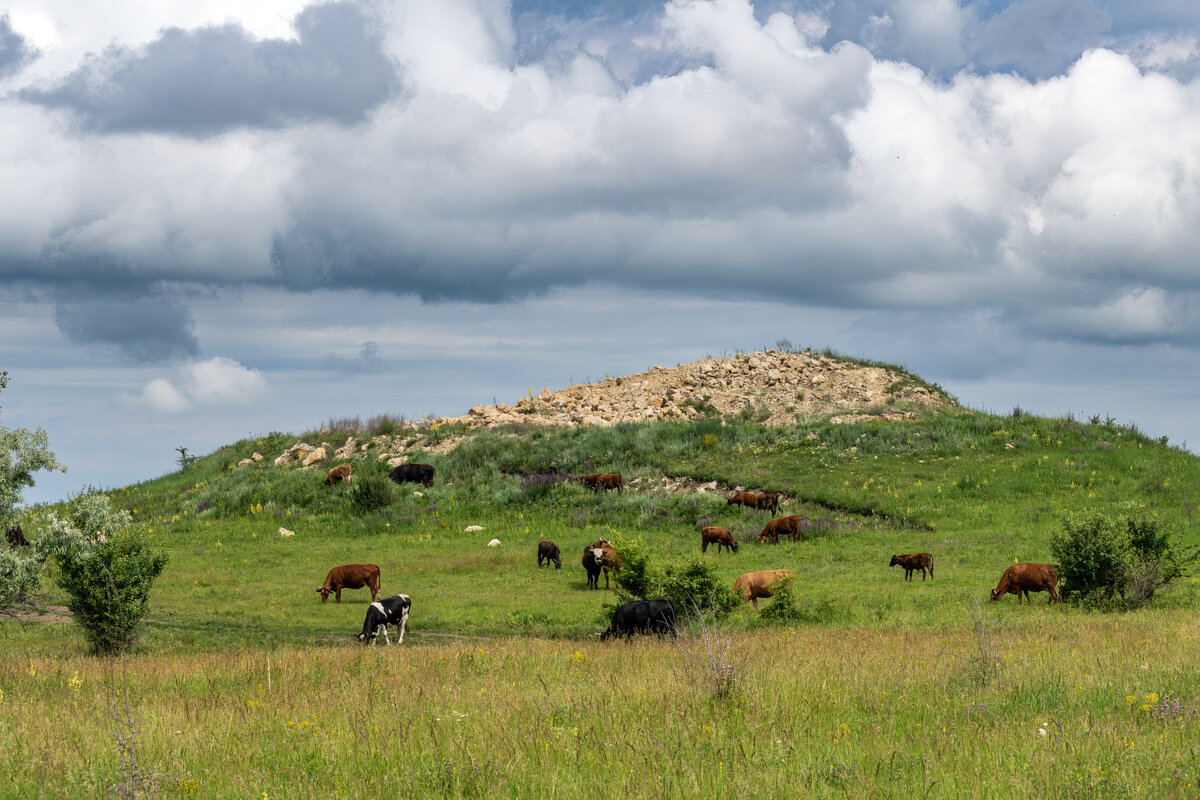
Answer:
[
  {"left": 889, "top": 555, "right": 900, "bottom": 567},
  {"left": 553, "top": 555, "right": 562, "bottom": 569},
  {"left": 316, "top": 587, "right": 332, "bottom": 603},
  {"left": 758, "top": 531, "right": 771, "bottom": 543},
  {"left": 730, "top": 540, "right": 740, "bottom": 553},
  {"left": 990, "top": 587, "right": 1005, "bottom": 602}
]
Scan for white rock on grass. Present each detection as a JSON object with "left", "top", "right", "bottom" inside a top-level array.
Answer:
[
  {"left": 487, "top": 538, "right": 501, "bottom": 547},
  {"left": 278, "top": 527, "right": 295, "bottom": 537},
  {"left": 465, "top": 525, "right": 483, "bottom": 532}
]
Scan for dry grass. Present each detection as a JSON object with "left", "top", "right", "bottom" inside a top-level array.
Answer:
[{"left": 3, "top": 612, "right": 1200, "bottom": 798}]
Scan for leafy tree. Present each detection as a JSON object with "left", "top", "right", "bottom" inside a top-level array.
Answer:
[
  {"left": 0, "top": 372, "right": 67, "bottom": 612},
  {"left": 55, "top": 523, "right": 168, "bottom": 655}
]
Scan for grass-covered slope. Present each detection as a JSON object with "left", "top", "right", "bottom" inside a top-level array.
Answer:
[
  {"left": 6, "top": 407, "right": 1200, "bottom": 798},
  {"left": 12, "top": 407, "right": 1200, "bottom": 652}
]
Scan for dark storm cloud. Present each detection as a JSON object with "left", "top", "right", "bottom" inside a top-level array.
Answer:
[
  {"left": 54, "top": 294, "right": 199, "bottom": 363},
  {"left": 0, "top": 14, "right": 37, "bottom": 79},
  {"left": 20, "top": 2, "right": 397, "bottom": 136}
]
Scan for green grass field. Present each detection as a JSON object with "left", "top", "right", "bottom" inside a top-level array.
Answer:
[{"left": 4, "top": 407, "right": 1200, "bottom": 798}]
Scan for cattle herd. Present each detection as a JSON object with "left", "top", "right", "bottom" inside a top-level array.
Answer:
[{"left": 304, "top": 467, "right": 1061, "bottom": 645}]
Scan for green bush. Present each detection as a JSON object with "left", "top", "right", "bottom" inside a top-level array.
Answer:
[
  {"left": 1050, "top": 512, "right": 1196, "bottom": 608},
  {"left": 758, "top": 575, "right": 801, "bottom": 622},
  {"left": 1050, "top": 511, "right": 1128, "bottom": 606},
  {"left": 55, "top": 527, "right": 169, "bottom": 655},
  {"left": 350, "top": 471, "right": 395, "bottom": 515},
  {"left": 659, "top": 560, "right": 739, "bottom": 618}
]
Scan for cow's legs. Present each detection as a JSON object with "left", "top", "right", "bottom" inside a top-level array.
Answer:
[{"left": 395, "top": 607, "right": 409, "bottom": 645}]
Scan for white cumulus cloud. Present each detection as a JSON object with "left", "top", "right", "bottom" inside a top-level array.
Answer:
[{"left": 136, "top": 357, "right": 267, "bottom": 413}]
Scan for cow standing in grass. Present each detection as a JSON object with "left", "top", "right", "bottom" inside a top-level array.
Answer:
[
  {"left": 582, "top": 548, "right": 604, "bottom": 590},
  {"left": 358, "top": 595, "right": 411, "bottom": 645},
  {"left": 600, "top": 599, "right": 677, "bottom": 641},
  {"left": 317, "top": 564, "right": 381, "bottom": 604},
  {"left": 759, "top": 515, "right": 802, "bottom": 543},
  {"left": 700, "top": 526, "right": 738, "bottom": 554},
  {"left": 755, "top": 492, "right": 781, "bottom": 516},
  {"left": 389, "top": 463, "right": 434, "bottom": 487},
  {"left": 889, "top": 553, "right": 934, "bottom": 581},
  {"left": 991, "top": 563, "right": 1059, "bottom": 604},
  {"left": 726, "top": 491, "right": 759, "bottom": 510},
  {"left": 733, "top": 569, "right": 793, "bottom": 609},
  {"left": 323, "top": 463, "right": 352, "bottom": 486},
  {"left": 538, "top": 539, "right": 562, "bottom": 569}
]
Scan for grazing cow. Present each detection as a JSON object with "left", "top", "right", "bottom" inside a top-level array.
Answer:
[
  {"left": 600, "top": 599, "right": 678, "bottom": 641},
  {"left": 538, "top": 539, "right": 562, "bottom": 569},
  {"left": 575, "top": 473, "right": 623, "bottom": 494},
  {"left": 357, "top": 594, "right": 412, "bottom": 645},
  {"left": 316, "top": 564, "right": 381, "bottom": 604},
  {"left": 733, "top": 569, "right": 794, "bottom": 609},
  {"left": 587, "top": 539, "right": 622, "bottom": 588},
  {"left": 582, "top": 548, "right": 605, "bottom": 590},
  {"left": 323, "top": 463, "right": 352, "bottom": 486},
  {"left": 755, "top": 492, "right": 781, "bottom": 516},
  {"left": 5, "top": 524, "right": 29, "bottom": 549},
  {"left": 991, "top": 563, "right": 1060, "bottom": 604},
  {"left": 726, "top": 491, "right": 759, "bottom": 510},
  {"left": 388, "top": 463, "right": 434, "bottom": 487},
  {"left": 758, "top": 515, "right": 803, "bottom": 543},
  {"left": 890, "top": 552, "right": 934, "bottom": 581},
  {"left": 700, "top": 526, "right": 738, "bottom": 554}
]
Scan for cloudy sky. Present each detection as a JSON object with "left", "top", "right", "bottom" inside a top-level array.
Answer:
[{"left": 3, "top": 0, "right": 1200, "bottom": 505}]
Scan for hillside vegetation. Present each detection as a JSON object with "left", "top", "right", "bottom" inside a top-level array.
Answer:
[{"left": 4, "top": 356, "right": 1200, "bottom": 798}]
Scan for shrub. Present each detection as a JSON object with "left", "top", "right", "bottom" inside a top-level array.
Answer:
[
  {"left": 758, "top": 575, "right": 801, "bottom": 622},
  {"left": 55, "top": 527, "right": 169, "bottom": 655},
  {"left": 1050, "top": 512, "right": 1196, "bottom": 608},
  {"left": 350, "top": 471, "right": 395, "bottom": 514},
  {"left": 659, "top": 560, "right": 739, "bottom": 619},
  {"left": 1050, "top": 511, "right": 1128, "bottom": 606}
]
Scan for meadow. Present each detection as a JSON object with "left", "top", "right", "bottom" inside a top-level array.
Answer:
[{"left": 3, "top": 407, "right": 1200, "bottom": 798}]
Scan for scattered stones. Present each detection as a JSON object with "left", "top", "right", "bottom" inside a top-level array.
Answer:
[{"left": 278, "top": 527, "right": 295, "bottom": 537}]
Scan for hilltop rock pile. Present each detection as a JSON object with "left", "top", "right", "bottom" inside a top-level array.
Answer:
[
  {"left": 436, "top": 349, "right": 953, "bottom": 429},
  {"left": 260, "top": 350, "right": 955, "bottom": 468}
]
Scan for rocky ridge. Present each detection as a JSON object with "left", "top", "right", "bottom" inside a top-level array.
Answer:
[{"left": 258, "top": 350, "right": 955, "bottom": 469}]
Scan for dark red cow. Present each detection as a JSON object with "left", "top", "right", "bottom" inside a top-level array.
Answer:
[
  {"left": 758, "top": 515, "right": 802, "bottom": 543},
  {"left": 889, "top": 552, "right": 934, "bottom": 581},
  {"left": 991, "top": 563, "right": 1059, "bottom": 604},
  {"left": 316, "top": 564, "right": 381, "bottom": 604},
  {"left": 700, "top": 526, "right": 738, "bottom": 554}
]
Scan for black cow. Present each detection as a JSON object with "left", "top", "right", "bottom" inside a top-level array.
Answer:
[
  {"left": 582, "top": 547, "right": 604, "bottom": 590},
  {"left": 538, "top": 539, "right": 562, "bottom": 569},
  {"left": 5, "top": 524, "right": 29, "bottom": 549},
  {"left": 600, "top": 599, "right": 678, "bottom": 641},
  {"left": 357, "top": 594, "right": 412, "bottom": 645},
  {"left": 388, "top": 463, "right": 434, "bottom": 487}
]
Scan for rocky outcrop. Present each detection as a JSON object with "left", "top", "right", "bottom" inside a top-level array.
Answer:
[
  {"left": 434, "top": 349, "right": 952, "bottom": 430},
  {"left": 268, "top": 352, "right": 954, "bottom": 464}
]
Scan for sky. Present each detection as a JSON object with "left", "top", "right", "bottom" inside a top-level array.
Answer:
[{"left": 3, "top": 0, "right": 1200, "bottom": 505}]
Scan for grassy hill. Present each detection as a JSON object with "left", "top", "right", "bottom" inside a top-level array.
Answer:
[{"left": 5, "top": 394, "right": 1200, "bottom": 798}]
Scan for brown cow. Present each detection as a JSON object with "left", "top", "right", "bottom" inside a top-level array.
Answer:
[
  {"left": 538, "top": 539, "right": 562, "bottom": 569},
  {"left": 733, "top": 569, "right": 794, "bottom": 609},
  {"left": 890, "top": 552, "right": 934, "bottom": 581},
  {"left": 991, "top": 563, "right": 1059, "bottom": 604},
  {"left": 316, "top": 564, "right": 381, "bottom": 604},
  {"left": 700, "top": 526, "right": 738, "bottom": 554},
  {"left": 575, "top": 473, "right": 623, "bottom": 494},
  {"left": 755, "top": 492, "right": 781, "bottom": 516},
  {"left": 584, "top": 539, "right": 622, "bottom": 588},
  {"left": 758, "top": 515, "right": 803, "bottom": 543},
  {"left": 726, "top": 491, "right": 759, "bottom": 510},
  {"left": 323, "top": 463, "right": 353, "bottom": 486},
  {"left": 5, "top": 524, "right": 29, "bottom": 549}
]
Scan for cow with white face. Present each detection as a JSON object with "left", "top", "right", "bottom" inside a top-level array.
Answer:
[{"left": 357, "top": 594, "right": 412, "bottom": 645}]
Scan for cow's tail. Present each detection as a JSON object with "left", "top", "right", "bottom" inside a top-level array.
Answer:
[{"left": 929, "top": 554, "right": 934, "bottom": 580}]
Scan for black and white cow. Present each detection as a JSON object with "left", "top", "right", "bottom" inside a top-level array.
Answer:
[
  {"left": 600, "top": 599, "right": 678, "bottom": 641},
  {"left": 582, "top": 547, "right": 604, "bottom": 590},
  {"left": 357, "top": 594, "right": 412, "bottom": 645}
]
